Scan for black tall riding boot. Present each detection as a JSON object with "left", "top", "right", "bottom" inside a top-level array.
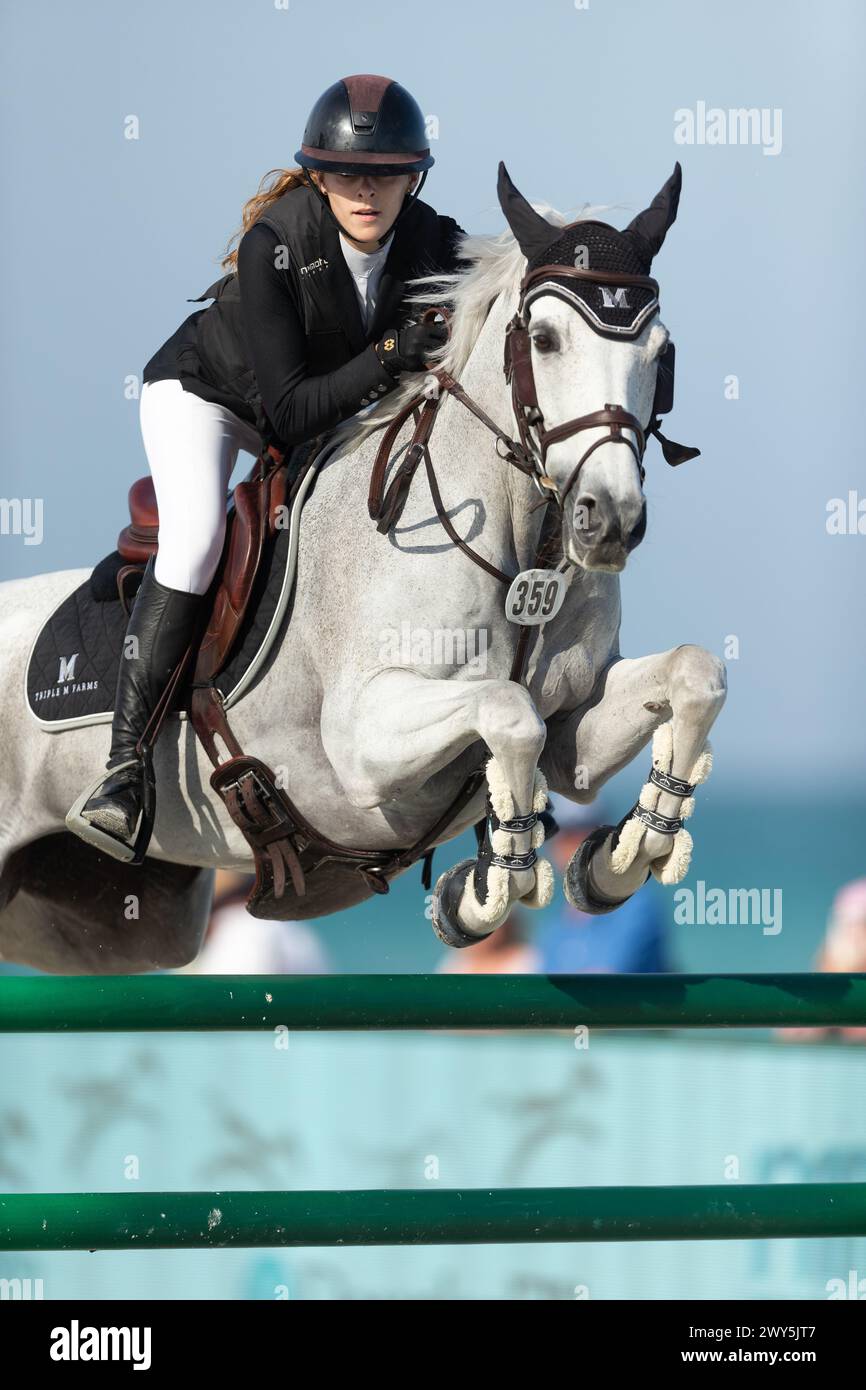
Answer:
[{"left": 73, "top": 557, "right": 204, "bottom": 853}]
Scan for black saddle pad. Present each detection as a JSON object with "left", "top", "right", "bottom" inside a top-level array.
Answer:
[{"left": 26, "top": 523, "right": 294, "bottom": 730}]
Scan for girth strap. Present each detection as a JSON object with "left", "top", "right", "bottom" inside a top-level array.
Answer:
[{"left": 189, "top": 680, "right": 490, "bottom": 916}]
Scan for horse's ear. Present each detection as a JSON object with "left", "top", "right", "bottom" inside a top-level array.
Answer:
[
  {"left": 497, "top": 161, "right": 559, "bottom": 261},
  {"left": 623, "top": 162, "right": 682, "bottom": 265}
]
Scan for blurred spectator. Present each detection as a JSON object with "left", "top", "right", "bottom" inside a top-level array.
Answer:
[
  {"left": 777, "top": 878, "right": 866, "bottom": 1043},
  {"left": 178, "top": 869, "right": 331, "bottom": 974},
  {"left": 437, "top": 908, "right": 541, "bottom": 974},
  {"left": 533, "top": 793, "right": 672, "bottom": 973}
]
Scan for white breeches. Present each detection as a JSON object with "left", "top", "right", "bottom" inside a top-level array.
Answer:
[{"left": 140, "top": 378, "right": 262, "bottom": 594}]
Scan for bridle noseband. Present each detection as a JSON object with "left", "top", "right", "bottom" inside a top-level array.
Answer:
[{"left": 503, "top": 265, "right": 662, "bottom": 507}]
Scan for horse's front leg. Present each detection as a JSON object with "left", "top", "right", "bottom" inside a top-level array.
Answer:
[
  {"left": 542, "top": 644, "right": 726, "bottom": 911},
  {"left": 322, "top": 669, "right": 555, "bottom": 945}
]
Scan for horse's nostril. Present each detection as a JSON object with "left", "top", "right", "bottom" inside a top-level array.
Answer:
[{"left": 627, "top": 501, "right": 648, "bottom": 550}]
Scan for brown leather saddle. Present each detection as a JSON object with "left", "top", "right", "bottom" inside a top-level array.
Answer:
[{"left": 116, "top": 448, "right": 292, "bottom": 676}]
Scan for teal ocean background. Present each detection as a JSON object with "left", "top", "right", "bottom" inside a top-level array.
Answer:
[{"left": 298, "top": 792, "right": 866, "bottom": 976}]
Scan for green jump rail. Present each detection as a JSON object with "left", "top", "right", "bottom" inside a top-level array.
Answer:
[
  {"left": 2, "top": 1185, "right": 866, "bottom": 1251},
  {"left": 1, "top": 972, "right": 866, "bottom": 1032},
  {"left": 4, "top": 973, "right": 865, "bottom": 1252}
]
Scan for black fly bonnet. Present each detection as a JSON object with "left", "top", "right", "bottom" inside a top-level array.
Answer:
[
  {"left": 499, "top": 162, "right": 699, "bottom": 504},
  {"left": 525, "top": 219, "right": 660, "bottom": 337}
]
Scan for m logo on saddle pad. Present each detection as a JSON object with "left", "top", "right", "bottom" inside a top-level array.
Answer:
[
  {"left": 26, "top": 539, "right": 294, "bottom": 731},
  {"left": 25, "top": 436, "right": 341, "bottom": 733},
  {"left": 30, "top": 648, "right": 98, "bottom": 708}
]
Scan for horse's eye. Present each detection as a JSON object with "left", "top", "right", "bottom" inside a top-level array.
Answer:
[{"left": 532, "top": 334, "right": 555, "bottom": 353}]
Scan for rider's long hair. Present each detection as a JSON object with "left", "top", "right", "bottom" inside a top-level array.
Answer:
[{"left": 221, "top": 166, "right": 318, "bottom": 270}]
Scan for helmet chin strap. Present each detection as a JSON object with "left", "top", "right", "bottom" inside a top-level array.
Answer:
[{"left": 304, "top": 167, "right": 428, "bottom": 248}]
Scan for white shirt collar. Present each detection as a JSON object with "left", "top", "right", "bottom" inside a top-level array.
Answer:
[{"left": 338, "top": 229, "right": 394, "bottom": 279}]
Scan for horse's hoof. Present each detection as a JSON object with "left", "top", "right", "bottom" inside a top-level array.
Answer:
[
  {"left": 430, "top": 858, "right": 494, "bottom": 949},
  {"left": 564, "top": 824, "right": 641, "bottom": 915}
]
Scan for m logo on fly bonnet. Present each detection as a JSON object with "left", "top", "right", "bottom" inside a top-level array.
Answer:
[
  {"left": 523, "top": 217, "right": 661, "bottom": 338},
  {"left": 600, "top": 284, "right": 633, "bottom": 310}
]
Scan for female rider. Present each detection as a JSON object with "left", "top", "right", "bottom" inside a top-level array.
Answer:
[{"left": 69, "top": 73, "right": 466, "bottom": 858}]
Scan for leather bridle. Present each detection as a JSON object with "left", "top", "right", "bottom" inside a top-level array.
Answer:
[
  {"left": 368, "top": 262, "right": 699, "bottom": 597},
  {"left": 503, "top": 265, "right": 662, "bottom": 508}
]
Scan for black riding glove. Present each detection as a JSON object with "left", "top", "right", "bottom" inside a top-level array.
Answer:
[{"left": 375, "top": 320, "right": 448, "bottom": 377}]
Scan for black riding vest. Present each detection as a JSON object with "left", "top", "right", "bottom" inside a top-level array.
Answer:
[{"left": 145, "top": 183, "right": 463, "bottom": 445}]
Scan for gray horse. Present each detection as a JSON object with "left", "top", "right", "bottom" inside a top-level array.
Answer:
[{"left": 0, "top": 163, "right": 725, "bottom": 973}]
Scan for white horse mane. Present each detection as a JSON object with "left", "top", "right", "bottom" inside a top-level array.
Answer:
[{"left": 331, "top": 202, "right": 613, "bottom": 454}]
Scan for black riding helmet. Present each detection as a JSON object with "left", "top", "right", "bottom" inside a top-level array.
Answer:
[{"left": 295, "top": 74, "right": 434, "bottom": 243}]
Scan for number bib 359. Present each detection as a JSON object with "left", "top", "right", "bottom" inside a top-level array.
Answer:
[{"left": 504, "top": 568, "right": 567, "bottom": 626}]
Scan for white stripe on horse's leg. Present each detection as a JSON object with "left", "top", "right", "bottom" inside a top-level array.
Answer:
[
  {"left": 469, "top": 759, "right": 554, "bottom": 923},
  {"left": 647, "top": 733, "right": 714, "bottom": 887},
  {"left": 607, "top": 723, "right": 712, "bottom": 881},
  {"left": 591, "top": 646, "right": 726, "bottom": 896},
  {"left": 446, "top": 708, "right": 552, "bottom": 931},
  {"left": 540, "top": 647, "right": 726, "bottom": 905}
]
